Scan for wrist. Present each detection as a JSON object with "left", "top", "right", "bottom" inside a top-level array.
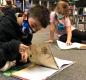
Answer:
[{"left": 45, "top": 39, "right": 54, "bottom": 43}]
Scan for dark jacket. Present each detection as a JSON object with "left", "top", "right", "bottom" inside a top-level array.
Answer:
[
  {"left": 0, "top": 11, "right": 33, "bottom": 68},
  {"left": 0, "top": 11, "right": 21, "bottom": 54}
]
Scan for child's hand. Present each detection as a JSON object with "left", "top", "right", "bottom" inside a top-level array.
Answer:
[
  {"left": 19, "top": 44, "right": 29, "bottom": 62},
  {"left": 66, "top": 41, "right": 72, "bottom": 46},
  {"left": 45, "top": 40, "right": 54, "bottom": 43}
]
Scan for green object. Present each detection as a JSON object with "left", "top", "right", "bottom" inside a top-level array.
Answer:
[
  {"left": 3, "top": 71, "right": 12, "bottom": 77},
  {"left": 3, "top": 67, "right": 17, "bottom": 77},
  {"left": 58, "top": 14, "right": 64, "bottom": 20},
  {"left": 2, "top": 63, "right": 29, "bottom": 77}
]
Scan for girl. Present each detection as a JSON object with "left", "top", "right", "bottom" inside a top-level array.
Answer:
[{"left": 47, "top": 1, "right": 86, "bottom": 46}]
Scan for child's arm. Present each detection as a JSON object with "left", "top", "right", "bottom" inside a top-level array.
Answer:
[
  {"left": 66, "top": 25, "right": 72, "bottom": 45},
  {"left": 49, "top": 22, "right": 56, "bottom": 41},
  {"left": 46, "top": 12, "right": 56, "bottom": 43},
  {"left": 65, "top": 17, "right": 72, "bottom": 45}
]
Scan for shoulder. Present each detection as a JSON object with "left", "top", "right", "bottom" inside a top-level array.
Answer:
[{"left": 50, "top": 11, "right": 56, "bottom": 22}]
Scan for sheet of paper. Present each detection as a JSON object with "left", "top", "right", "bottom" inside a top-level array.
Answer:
[
  {"left": 57, "top": 40, "right": 81, "bottom": 49},
  {"left": 54, "top": 57, "right": 74, "bottom": 70},
  {"left": 12, "top": 58, "right": 74, "bottom": 80},
  {"left": 12, "top": 64, "right": 58, "bottom": 80}
]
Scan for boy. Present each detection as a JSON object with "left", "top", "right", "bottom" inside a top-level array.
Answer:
[{"left": 0, "top": 5, "right": 50, "bottom": 71}]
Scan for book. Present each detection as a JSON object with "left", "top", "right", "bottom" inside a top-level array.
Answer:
[{"left": 12, "top": 57, "right": 74, "bottom": 80}]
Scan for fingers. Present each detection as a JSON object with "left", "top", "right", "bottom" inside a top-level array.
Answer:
[
  {"left": 20, "top": 44, "right": 28, "bottom": 50},
  {"left": 66, "top": 42, "right": 72, "bottom": 46},
  {"left": 45, "top": 40, "right": 54, "bottom": 43},
  {"left": 19, "top": 44, "right": 29, "bottom": 62},
  {"left": 20, "top": 52, "right": 26, "bottom": 62},
  {"left": 20, "top": 50, "right": 28, "bottom": 63},
  {"left": 24, "top": 48, "right": 29, "bottom": 62}
]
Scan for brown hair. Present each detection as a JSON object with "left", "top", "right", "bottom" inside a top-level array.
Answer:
[
  {"left": 29, "top": 5, "right": 50, "bottom": 28},
  {"left": 56, "top": 1, "right": 69, "bottom": 17}
]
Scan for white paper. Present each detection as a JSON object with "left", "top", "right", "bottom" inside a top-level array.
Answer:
[
  {"left": 12, "top": 64, "right": 57, "bottom": 80},
  {"left": 54, "top": 57, "right": 74, "bottom": 70},
  {"left": 12, "top": 58, "right": 74, "bottom": 80},
  {"left": 57, "top": 40, "right": 81, "bottom": 49}
]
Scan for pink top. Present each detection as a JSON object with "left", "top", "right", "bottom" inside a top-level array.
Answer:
[
  {"left": 50, "top": 11, "right": 75, "bottom": 35},
  {"left": 50, "top": 11, "right": 56, "bottom": 23}
]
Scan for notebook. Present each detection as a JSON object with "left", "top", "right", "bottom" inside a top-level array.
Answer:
[{"left": 12, "top": 43, "right": 74, "bottom": 80}]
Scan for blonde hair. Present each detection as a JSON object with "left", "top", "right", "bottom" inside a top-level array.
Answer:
[{"left": 56, "top": 1, "right": 69, "bottom": 17}]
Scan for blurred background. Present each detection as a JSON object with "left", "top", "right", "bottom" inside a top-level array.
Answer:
[
  {"left": 0, "top": 0, "right": 86, "bottom": 11},
  {"left": 0, "top": 0, "right": 86, "bottom": 30}
]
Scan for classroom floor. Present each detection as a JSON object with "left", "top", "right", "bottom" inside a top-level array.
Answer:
[{"left": 0, "top": 25, "right": 86, "bottom": 80}]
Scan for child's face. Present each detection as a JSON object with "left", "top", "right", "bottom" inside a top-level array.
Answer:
[{"left": 28, "top": 17, "right": 42, "bottom": 33}]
